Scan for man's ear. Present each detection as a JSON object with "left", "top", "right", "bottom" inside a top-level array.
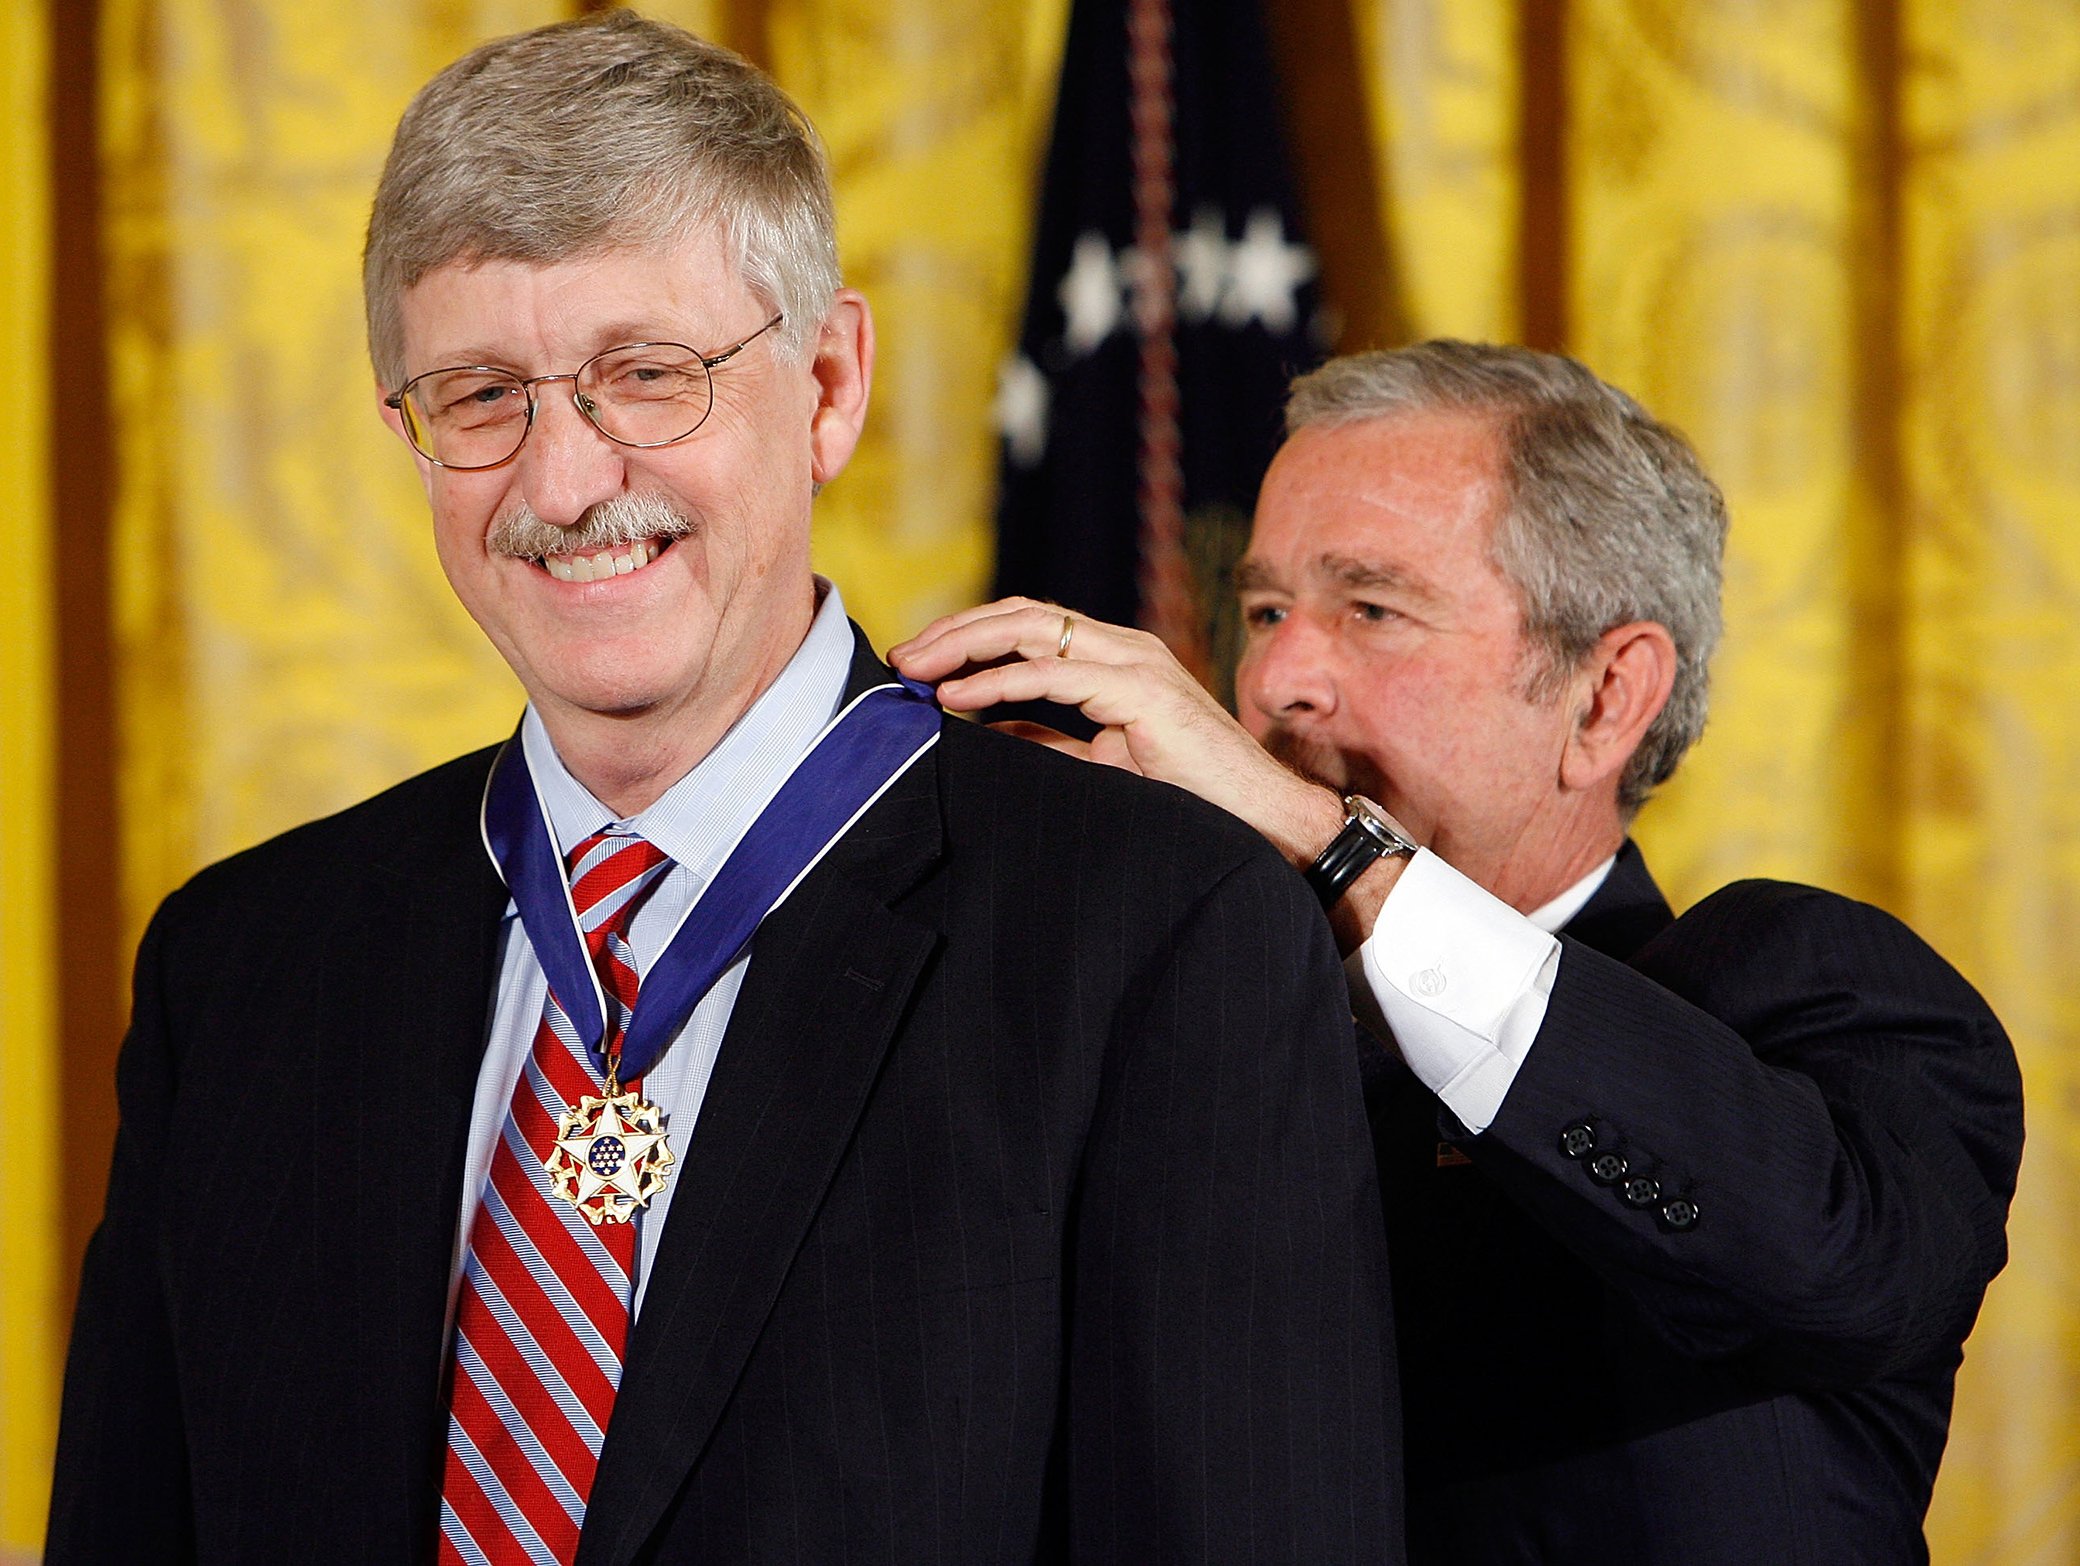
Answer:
[
  {"left": 1559, "top": 620, "right": 1677, "bottom": 795},
  {"left": 807, "top": 289, "right": 874, "bottom": 486}
]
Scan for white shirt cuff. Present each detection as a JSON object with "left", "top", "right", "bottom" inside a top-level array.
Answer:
[{"left": 1345, "top": 849, "right": 1561, "bottom": 1134}]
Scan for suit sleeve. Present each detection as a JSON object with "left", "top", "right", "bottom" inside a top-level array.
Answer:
[
  {"left": 1064, "top": 846, "right": 1404, "bottom": 1565},
  {"left": 46, "top": 893, "right": 199, "bottom": 1564},
  {"left": 1469, "top": 880, "right": 2023, "bottom": 1387}
]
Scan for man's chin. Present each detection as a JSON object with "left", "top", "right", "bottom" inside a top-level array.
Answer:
[
  {"left": 535, "top": 687, "right": 671, "bottom": 724},
  {"left": 520, "top": 654, "right": 694, "bottom": 725}
]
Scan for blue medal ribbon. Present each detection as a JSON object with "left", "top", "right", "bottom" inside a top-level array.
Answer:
[{"left": 482, "top": 677, "right": 940, "bottom": 1083}]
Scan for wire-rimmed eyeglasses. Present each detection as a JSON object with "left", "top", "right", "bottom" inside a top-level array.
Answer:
[{"left": 383, "top": 313, "right": 784, "bottom": 470}]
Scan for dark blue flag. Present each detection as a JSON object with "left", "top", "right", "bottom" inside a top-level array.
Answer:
[{"left": 993, "top": 0, "right": 1324, "bottom": 696}]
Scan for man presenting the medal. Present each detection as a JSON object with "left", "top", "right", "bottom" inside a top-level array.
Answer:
[
  {"left": 47, "top": 15, "right": 1400, "bottom": 1565},
  {"left": 894, "top": 345, "right": 2023, "bottom": 1562}
]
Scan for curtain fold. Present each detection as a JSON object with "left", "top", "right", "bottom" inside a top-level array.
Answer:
[
  {"left": 764, "top": 0, "right": 1070, "bottom": 648},
  {"left": 0, "top": 1, "right": 59, "bottom": 1553},
  {"left": 1355, "top": 0, "right": 1520, "bottom": 344},
  {"left": 1900, "top": 6, "right": 2080, "bottom": 1555}
]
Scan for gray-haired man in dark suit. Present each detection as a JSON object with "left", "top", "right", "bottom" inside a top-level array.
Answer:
[
  {"left": 48, "top": 16, "right": 1401, "bottom": 1563},
  {"left": 899, "top": 341, "right": 2021, "bottom": 1565}
]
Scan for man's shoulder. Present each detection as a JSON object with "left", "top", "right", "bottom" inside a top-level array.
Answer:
[
  {"left": 929, "top": 715, "right": 1299, "bottom": 895},
  {"left": 1643, "top": 875, "right": 1998, "bottom": 1033},
  {"left": 166, "top": 743, "right": 504, "bottom": 923},
  {"left": 1662, "top": 875, "right": 1936, "bottom": 962}
]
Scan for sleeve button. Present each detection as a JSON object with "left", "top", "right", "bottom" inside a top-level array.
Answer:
[
  {"left": 1587, "top": 1152, "right": 1629, "bottom": 1186},
  {"left": 1658, "top": 1197, "right": 1700, "bottom": 1232},
  {"left": 1559, "top": 1122, "right": 1597, "bottom": 1160},
  {"left": 1621, "top": 1175, "right": 1661, "bottom": 1208}
]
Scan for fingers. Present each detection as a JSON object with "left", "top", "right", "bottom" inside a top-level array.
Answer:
[
  {"left": 933, "top": 655, "right": 1129, "bottom": 719},
  {"left": 890, "top": 597, "right": 1051, "bottom": 668},
  {"left": 958, "top": 645, "right": 1323, "bottom": 844},
  {"left": 894, "top": 599, "right": 1076, "bottom": 678},
  {"left": 892, "top": 596, "right": 1048, "bottom": 657},
  {"left": 893, "top": 599, "right": 1164, "bottom": 683}
]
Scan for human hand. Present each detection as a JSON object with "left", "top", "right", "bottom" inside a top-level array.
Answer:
[{"left": 890, "top": 597, "right": 1346, "bottom": 873}]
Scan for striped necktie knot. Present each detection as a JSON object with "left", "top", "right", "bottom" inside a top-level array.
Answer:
[
  {"left": 565, "top": 832, "right": 670, "bottom": 1054},
  {"left": 567, "top": 830, "right": 669, "bottom": 925}
]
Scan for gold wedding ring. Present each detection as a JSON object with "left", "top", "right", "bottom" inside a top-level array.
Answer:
[{"left": 1056, "top": 613, "right": 1075, "bottom": 659}]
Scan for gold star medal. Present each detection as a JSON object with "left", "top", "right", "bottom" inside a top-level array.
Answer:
[{"left": 544, "top": 1065, "right": 675, "bottom": 1226}]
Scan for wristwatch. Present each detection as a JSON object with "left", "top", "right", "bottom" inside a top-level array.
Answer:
[{"left": 1304, "top": 794, "right": 1418, "bottom": 909}]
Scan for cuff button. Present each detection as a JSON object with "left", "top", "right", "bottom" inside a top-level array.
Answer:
[
  {"left": 1621, "top": 1175, "right": 1661, "bottom": 1208},
  {"left": 1658, "top": 1197, "right": 1700, "bottom": 1232},
  {"left": 1587, "top": 1151, "right": 1629, "bottom": 1186},
  {"left": 1559, "top": 1122, "right": 1597, "bottom": 1160}
]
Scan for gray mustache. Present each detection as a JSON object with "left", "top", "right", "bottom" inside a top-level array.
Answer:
[{"left": 487, "top": 493, "right": 698, "bottom": 559}]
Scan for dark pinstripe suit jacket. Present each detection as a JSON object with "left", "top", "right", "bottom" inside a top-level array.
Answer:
[
  {"left": 50, "top": 639, "right": 1403, "bottom": 1565},
  {"left": 1370, "top": 843, "right": 2021, "bottom": 1565}
]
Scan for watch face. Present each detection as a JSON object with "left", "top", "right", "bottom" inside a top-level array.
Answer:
[{"left": 1344, "top": 795, "right": 1415, "bottom": 857}]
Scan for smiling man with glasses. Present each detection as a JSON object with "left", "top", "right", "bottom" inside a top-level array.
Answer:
[{"left": 47, "top": 14, "right": 1401, "bottom": 1566}]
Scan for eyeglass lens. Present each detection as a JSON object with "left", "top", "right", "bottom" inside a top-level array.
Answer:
[{"left": 399, "top": 345, "right": 716, "bottom": 468}]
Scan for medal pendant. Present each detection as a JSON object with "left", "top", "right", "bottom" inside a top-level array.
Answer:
[{"left": 544, "top": 1087, "right": 675, "bottom": 1226}]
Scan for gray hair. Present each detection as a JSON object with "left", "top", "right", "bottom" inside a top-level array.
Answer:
[
  {"left": 363, "top": 11, "right": 837, "bottom": 387},
  {"left": 1286, "top": 342, "right": 1727, "bottom": 811}
]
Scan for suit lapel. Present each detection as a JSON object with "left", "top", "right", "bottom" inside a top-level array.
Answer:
[
  {"left": 580, "top": 648, "right": 946, "bottom": 1566},
  {"left": 308, "top": 751, "right": 509, "bottom": 1554}
]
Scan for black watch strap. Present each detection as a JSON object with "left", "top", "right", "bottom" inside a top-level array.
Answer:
[{"left": 1304, "top": 795, "right": 1418, "bottom": 909}]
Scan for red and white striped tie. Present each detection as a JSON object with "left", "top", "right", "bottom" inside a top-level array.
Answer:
[{"left": 439, "top": 828, "right": 671, "bottom": 1565}]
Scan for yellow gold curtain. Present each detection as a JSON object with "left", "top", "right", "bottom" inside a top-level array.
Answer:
[
  {"left": 0, "top": 4, "right": 57, "bottom": 1555},
  {"left": 7, "top": 0, "right": 2073, "bottom": 1558},
  {"left": 1353, "top": 0, "right": 1519, "bottom": 344},
  {"left": 1531, "top": 2, "right": 2075, "bottom": 1556},
  {"left": 1898, "top": 6, "right": 2080, "bottom": 1553},
  {"left": 763, "top": 0, "right": 1070, "bottom": 645}
]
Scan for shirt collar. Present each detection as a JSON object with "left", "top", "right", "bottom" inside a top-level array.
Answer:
[
  {"left": 520, "top": 577, "right": 856, "bottom": 883},
  {"left": 1524, "top": 854, "right": 1618, "bottom": 935}
]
